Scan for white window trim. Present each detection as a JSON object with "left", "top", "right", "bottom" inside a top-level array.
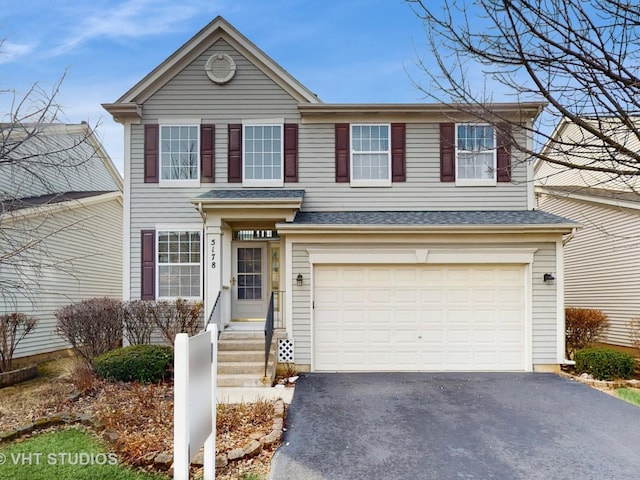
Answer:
[
  {"left": 350, "top": 123, "right": 392, "bottom": 187},
  {"left": 155, "top": 225, "right": 203, "bottom": 301},
  {"left": 242, "top": 123, "right": 284, "bottom": 187},
  {"left": 455, "top": 123, "right": 497, "bottom": 187},
  {"left": 158, "top": 124, "right": 201, "bottom": 187}
]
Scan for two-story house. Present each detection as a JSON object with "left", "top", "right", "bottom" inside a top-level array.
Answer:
[
  {"left": 103, "top": 16, "right": 577, "bottom": 375},
  {"left": 1, "top": 122, "right": 122, "bottom": 362}
]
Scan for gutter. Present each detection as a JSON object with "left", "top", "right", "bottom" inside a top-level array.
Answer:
[{"left": 562, "top": 227, "right": 578, "bottom": 246}]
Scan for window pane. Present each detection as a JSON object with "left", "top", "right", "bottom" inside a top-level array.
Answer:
[
  {"left": 243, "top": 125, "right": 282, "bottom": 180},
  {"left": 157, "top": 230, "right": 201, "bottom": 298},
  {"left": 160, "top": 125, "right": 199, "bottom": 180},
  {"left": 350, "top": 125, "right": 390, "bottom": 181},
  {"left": 456, "top": 124, "right": 496, "bottom": 180}
]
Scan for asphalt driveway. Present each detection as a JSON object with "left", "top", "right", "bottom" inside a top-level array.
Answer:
[{"left": 269, "top": 373, "right": 640, "bottom": 480}]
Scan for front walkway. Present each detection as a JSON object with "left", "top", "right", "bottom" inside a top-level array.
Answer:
[
  {"left": 216, "top": 386, "right": 294, "bottom": 404},
  {"left": 269, "top": 372, "right": 640, "bottom": 480}
]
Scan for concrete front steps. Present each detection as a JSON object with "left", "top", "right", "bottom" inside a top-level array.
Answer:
[{"left": 217, "top": 330, "right": 276, "bottom": 387}]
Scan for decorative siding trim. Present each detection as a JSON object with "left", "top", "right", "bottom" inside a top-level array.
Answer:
[
  {"left": 391, "top": 123, "right": 406, "bottom": 182},
  {"left": 284, "top": 123, "right": 298, "bottom": 183},
  {"left": 440, "top": 123, "right": 455, "bottom": 182},
  {"left": 141, "top": 229, "right": 155, "bottom": 300},
  {"left": 144, "top": 124, "right": 159, "bottom": 183},
  {"left": 200, "top": 124, "right": 215, "bottom": 183},
  {"left": 497, "top": 123, "right": 512, "bottom": 183},
  {"left": 335, "top": 123, "right": 350, "bottom": 183},
  {"left": 228, "top": 124, "right": 242, "bottom": 183}
]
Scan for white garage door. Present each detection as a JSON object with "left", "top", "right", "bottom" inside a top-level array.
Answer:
[{"left": 313, "top": 265, "right": 525, "bottom": 372}]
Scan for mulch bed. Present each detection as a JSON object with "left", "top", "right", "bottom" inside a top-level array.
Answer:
[{"left": 0, "top": 358, "right": 282, "bottom": 479}]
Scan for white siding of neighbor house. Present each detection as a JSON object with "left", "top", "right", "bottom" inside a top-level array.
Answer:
[
  {"left": 0, "top": 129, "right": 120, "bottom": 200},
  {"left": 1, "top": 196, "right": 123, "bottom": 359},
  {"left": 539, "top": 193, "right": 640, "bottom": 347},
  {"left": 290, "top": 240, "right": 558, "bottom": 367},
  {"left": 128, "top": 38, "right": 532, "bottom": 297}
]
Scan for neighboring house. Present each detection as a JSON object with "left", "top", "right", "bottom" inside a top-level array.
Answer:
[
  {"left": 536, "top": 118, "right": 640, "bottom": 348},
  {"left": 0, "top": 123, "right": 123, "bottom": 361},
  {"left": 103, "top": 16, "right": 577, "bottom": 373}
]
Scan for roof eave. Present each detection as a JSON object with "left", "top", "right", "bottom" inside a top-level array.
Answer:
[
  {"left": 101, "top": 103, "right": 142, "bottom": 124},
  {"left": 275, "top": 222, "right": 578, "bottom": 235}
]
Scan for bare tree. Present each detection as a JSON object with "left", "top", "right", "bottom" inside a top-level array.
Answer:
[
  {"left": 408, "top": 0, "right": 640, "bottom": 184},
  {"left": 0, "top": 39, "right": 105, "bottom": 310}
]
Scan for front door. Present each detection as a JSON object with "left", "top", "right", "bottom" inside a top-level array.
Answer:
[{"left": 231, "top": 243, "right": 269, "bottom": 320}]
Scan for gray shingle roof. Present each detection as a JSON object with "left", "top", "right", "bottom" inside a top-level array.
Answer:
[
  {"left": 1, "top": 191, "right": 117, "bottom": 214},
  {"left": 291, "top": 210, "right": 577, "bottom": 226},
  {"left": 197, "top": 189, "right": 305, "bottom": 199}
]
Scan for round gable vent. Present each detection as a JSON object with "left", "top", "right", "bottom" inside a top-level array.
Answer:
[{"left": 205, "top": 53, "right": 237, "bottom": 84}]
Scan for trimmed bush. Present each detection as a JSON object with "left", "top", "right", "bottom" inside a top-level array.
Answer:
[
  {"left": 121, "top": 300, "right": 155, "bottom": 345},
  {"left": 565, "top": 307, "right": 609, "bottom": 359},
  {"left": 55, "top": 297, "right": 122, "bottom": 365},
  {"left": 94, "top": 345, "right": 173, "bottom": 383},
  {"left": 148, "top": 298, "right": 203, "bottom": 345},
  {"left": 574, "top": 348, "right": 635, "bottom": 380},
  {"left": 0, "top": 312, "right": 37, "bottom": 372}
]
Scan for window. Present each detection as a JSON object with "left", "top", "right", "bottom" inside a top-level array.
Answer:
[
  {"left": 160, "top": 126, "right": 199, "bottom": 181},
  {"left": 243, "top": 124, "right": 283, "bottom": 185},
  {"left": 157, "top": 230, "right": 201, "bottom": 299},
  {"left": 456, "top": 124, "right": 496, "bottom": 183},
  {"left": 351, "top": 124, "right": 391, "bottom": 185}
]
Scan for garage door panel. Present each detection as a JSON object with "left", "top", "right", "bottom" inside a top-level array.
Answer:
[{"left": 314, "top": 264, "right": 525, "bottom": 372}]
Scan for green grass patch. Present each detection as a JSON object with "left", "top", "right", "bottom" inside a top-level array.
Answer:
[
  {"left": 0, "top": 428, "right": 166, "bottom": 480},
  {"left": 616, "top": 388, "right": 640, "bottom": 407}
]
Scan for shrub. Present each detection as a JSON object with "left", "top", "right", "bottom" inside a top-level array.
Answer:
[
  {"left": 94, "top": 344, "right": 173, "bottom": 383},
  {"left": 565, "top": 307, "right": 609, "bottom": 359},
  {"left": 0, "top": 312, "right": 37, "bottom": 372},
  {"left": 628, "top": 317, "right": 640, "bottom": 351},
  {"left": 574, "top": 348, "right": 635, "bottom": 380},
  {"left": 121, "top": 300, "right": 154, "bottom": 345},
  {"left": 148, "top": 298, "right": 203, "bottom": 345},
  {"left": 55, "top": 297, "right": 123, "bottom": 365}
]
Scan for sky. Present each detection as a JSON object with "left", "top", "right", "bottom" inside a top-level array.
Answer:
[{"left": 1, "top": 0, "right": 437, "bottom": 174}]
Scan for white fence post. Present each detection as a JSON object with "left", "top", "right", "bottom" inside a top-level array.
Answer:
[{"left": 174, "top": 324, "right": 218, "bottom": 480}]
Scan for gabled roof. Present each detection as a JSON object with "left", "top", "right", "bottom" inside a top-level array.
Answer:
[
  {"left": 534, "top": 116, "right": 640, "bottom": 191},
  {"left": 536, "top": 185, "right": 640, "bottom": 210},
  {"left": 104, "top": 16, "right": 319, "bottom": 121},
  {"left": 0, "top": 123, "right": 123, "bottom": 201},
  {"left": 1, "top": 190, "right": 116, "bottom": 214}
]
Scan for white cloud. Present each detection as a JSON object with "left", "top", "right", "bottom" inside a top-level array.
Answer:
[
  {"left": 0, "top": 41, "right": 35, "bottom": 64},
  {"left": 51, "top": 0, "right": 212, "bottom": 55}
]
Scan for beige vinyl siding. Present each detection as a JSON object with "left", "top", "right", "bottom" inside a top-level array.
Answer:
[
  {"left": 1, "top": 197, "right": 123, "bottom": 359},
  {"left": 290, "top": 240, "right": 558, "bottom": 367},
  {"left": 535, "top": 120, "right": 640, "bottom": 191},
  {"left": 539, "top": 194, "right": 640, "bottom": 347}
]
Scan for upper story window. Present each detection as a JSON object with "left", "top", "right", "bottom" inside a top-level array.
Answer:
[
  {"left": 456, "top": 124, "right": 496, "bottom": 184},
  {"left": 351, "top": 124, "right": 391, "bottom": 186},
  {"left": 160, "top": 125, "right": 200, "bottom": 183},
  {"left": 157, "top": 229, "right": 201, "bottom": 299},
  {"left": 243, "top": 124, "right": 283, "bottom": 186}
]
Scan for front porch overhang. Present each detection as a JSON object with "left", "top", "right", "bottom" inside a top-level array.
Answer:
[{"left": 192, "top": 189, "right": 304, "bottom": 222}]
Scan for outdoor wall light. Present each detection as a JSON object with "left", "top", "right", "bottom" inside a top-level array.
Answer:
[
  {"left": 296, "top": 274, "right": 303, "bottom": 286},
  {"left": 543, "top": 273, "right": 556, "bottom": 285}
]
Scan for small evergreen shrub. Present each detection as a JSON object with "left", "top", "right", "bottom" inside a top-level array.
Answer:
[
  {"left": 574, "top": 348, "right": 635, "bottom": 380},
  {"left": 565, "top": 307, "right": 609, "bottom": 358},
  {"left": 94, "top": 345, "right": 173, "bottom": 383}
]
